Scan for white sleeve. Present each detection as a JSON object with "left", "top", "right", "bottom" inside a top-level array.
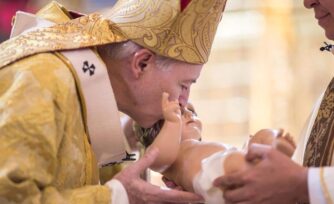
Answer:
[
  {"left": 308, "top": 167, "right": 334, "bottom": 204},
  {"left": 105, "top": 179, "right": 130, "bottom": 204}
]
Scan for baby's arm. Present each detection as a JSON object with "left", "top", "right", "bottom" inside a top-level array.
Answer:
[{"left": 148, "top": 92, "right": 182, "bottom": 172}]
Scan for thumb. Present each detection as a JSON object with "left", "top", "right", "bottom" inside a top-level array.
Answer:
[
  {"left": 246, "top": 143, "right": 271, "bottom": 162},
  {"left": 162, "top": 92, "right": 169, "bottom": 107},
  {"left": 134, "top": 147, "right": 160, "bottom": 173}
]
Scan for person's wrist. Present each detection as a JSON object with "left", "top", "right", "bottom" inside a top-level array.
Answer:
[{"left": 295, "top": 167, "right": 309, "bottom": 203}]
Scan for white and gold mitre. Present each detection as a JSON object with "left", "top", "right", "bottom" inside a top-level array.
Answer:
[{"left": 0, "top": 0, "right": 227, "bottom": 68}]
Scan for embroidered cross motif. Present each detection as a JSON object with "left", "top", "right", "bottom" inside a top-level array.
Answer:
[
  {"left": 82, "top": 61, "right": 96, "bottom": 76},
  {"left": 320, "top": 42, "right": 333, "bottom": 52},
  {"left": 122, "top": 151, "right": 136, "bottom": 161}
]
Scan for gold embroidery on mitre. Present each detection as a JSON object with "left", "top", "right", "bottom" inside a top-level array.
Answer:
[
  {"left": 101, "top": 0, "right": 180, "bottom": 56},
  {"left": 104, "top": 0, "right": 227, "bottom": 64},
  {"left": 0, "top": 0, "right": 227, "bottom": 68},
  {"left": 163, "top": 0, "right": 227, "bottom": 64}
]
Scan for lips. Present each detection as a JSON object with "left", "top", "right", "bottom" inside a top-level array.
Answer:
[
  {"left": 186, "top": 120, "right": 195, "bottom": 125},
  {"left": 186, "top": 120, "right": 202, "bottom": 130},
  {"left": 186, "top": 120, "right": 199, "bottom": 128},
  {"left": 316, "top": 13, "right": 330, "bottom": 20}
]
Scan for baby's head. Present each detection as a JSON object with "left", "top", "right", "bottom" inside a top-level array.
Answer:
[
  {"left": 134, "top": 102, "right": 202, "bottom": 147},
  {"left": 180, "top": 102, "right": 202, "bottom": 141},
  {"left": 248, "top": 129, "right": 296, "bottom": 157}
]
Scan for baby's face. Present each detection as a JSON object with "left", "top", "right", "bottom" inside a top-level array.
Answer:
[{"left": 181, "top": 103, "right": 202, "bottom": 141}]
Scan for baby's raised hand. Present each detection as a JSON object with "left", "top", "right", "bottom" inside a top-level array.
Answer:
[
  {"left": 274, "top": 130, "right": 296, "bottom": 157},
  {"left": 250, "top": 129, "right": 296, "bottom": 158},
  {"left": 161, "top": 92, "right": 181, "bottom": 123}
]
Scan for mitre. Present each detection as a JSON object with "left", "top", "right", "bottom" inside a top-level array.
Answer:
[{"left": 0, "top": 0, "right": 227, "bottom": 68}]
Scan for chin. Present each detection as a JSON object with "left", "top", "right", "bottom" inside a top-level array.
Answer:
[
  {"left": 325, "top": 30, "right": 334, "bottom": 40},
  {"left": 136, "top": 121, "right": 152, "bottom": 128}
]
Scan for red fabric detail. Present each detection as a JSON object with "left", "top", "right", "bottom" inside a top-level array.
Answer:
[
  {"left": 181, "top": 0, "right": 191, "bottom": 12},
  {"left": 68, "top": 11, "right": 85, "bottom": 19},
  {"left": 0, "top": 0, "right": 33, "bottom": 35}
]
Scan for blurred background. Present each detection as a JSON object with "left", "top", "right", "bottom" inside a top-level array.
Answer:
[{"left": 1, "top": 0, "right": 333, "bottom": 154}]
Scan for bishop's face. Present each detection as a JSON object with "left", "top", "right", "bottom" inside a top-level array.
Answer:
[
  {"left": 304, "top": 0, "right": 334, "bottom": 40},
  {"left": 134, "top": 60, "right": 203, "bottom": 128}
]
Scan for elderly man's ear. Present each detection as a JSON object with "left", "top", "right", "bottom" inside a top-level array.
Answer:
[{"left": 131, "top": 49, "right": 156, "bottom": 78}]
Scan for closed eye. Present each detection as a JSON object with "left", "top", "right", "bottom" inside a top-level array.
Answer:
[
  {"left": 187, "top": 107, "right": 197, "bottom": 116},
  {"left": 181, "top": 85, "right": 188, "bottom": 91}
]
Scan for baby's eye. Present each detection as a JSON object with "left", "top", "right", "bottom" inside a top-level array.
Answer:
[{"left": 187, "top": 108, "right": 197, "bottom": 116}]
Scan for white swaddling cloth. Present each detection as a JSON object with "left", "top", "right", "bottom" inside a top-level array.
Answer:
[{"left": 192, "top": 148, "right": 238, "bottom": 204}]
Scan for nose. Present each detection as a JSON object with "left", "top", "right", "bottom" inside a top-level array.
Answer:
[
  {"left": 179, "top": 99, "right": 187, "bottom": 108},
  {"left": 304, "top": 0, "right": 318, "bottom": 9},
  {"left": 179, "top": 90, "right": 190, "bottom": 107}
]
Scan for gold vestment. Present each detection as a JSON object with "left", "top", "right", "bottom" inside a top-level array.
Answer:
[
  {"left": 0, "top": 3, "right": 115, "bottom": 204},
  {"left": 0, "top": 0, "right": 228, "bottom": 202}
]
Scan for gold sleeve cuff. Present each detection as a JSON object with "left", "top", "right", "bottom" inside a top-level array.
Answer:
[{"left": 320, "top": 167, "right": 334, "bottom": 204}]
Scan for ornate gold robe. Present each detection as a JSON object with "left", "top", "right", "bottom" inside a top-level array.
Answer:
[
  {"left": 0, "top": 52, "right": 112, "bottom": 203},
  {"left": 294, "top": 90, "right": 334, "bottom": 204},
  {"left": 0, "top": 0, "right": 229, "bottom": 203},
  {"left": 0, "top": 3, "right": 121, "bottom": 204}
]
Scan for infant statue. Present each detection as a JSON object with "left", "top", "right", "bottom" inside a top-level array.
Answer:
[{"left": 147, "top": 93, "right": 296, "bottom": 204}]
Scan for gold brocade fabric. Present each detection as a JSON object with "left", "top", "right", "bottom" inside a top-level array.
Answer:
[
  {"left": 0, "top": 1, "right": 228, "bottom": 201},
  {"left": 0, "top": 13, "right": 127, "bottom": 68},
  {"left": 0, "top": 53, "right": 111, "bottom": 203},
  {"left": 304, "top": 78, "right": 334, "bottom": 167},
  {"left": 105, "top": 0, "right": 227, "bottom": 64},
  {"left": 0, "top": 3, "right": 118, "bottom": 203},
  {"left": 0, "top": 0, "right": 227, "bottom": 68}
]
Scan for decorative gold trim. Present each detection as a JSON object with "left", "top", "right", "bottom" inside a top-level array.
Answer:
[
  {"left": 106, "top": 0, "right": 227, "bottom": 64},
  {"left": 36, "top": 1, "right": 72, "bottom": 24},
  {"left": 54, "top": 51, "right": 90, "bottom": 141},
  {"left": 304, "top": 78, "right": 334, "bottom": 166},
  {"left": 0, "top": 0, "right": 227, "bottom": 68},
  {"left": 0, "top": 13, "right": 128, "bottom": 68},
  {"left": 320, "top": 167, "right": 334, "bottom": 204}
]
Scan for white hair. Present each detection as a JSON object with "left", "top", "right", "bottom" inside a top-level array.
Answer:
[{"left": 101, "top": 41, "right": 179, "bottom": 70}]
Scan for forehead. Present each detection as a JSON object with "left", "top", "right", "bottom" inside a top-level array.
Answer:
[{"left": 186, "top": 102, "right": 195, "bottom": 110}]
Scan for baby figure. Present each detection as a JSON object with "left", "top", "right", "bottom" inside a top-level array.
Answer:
[{"left": 147, "top": 92, "right": 296, "bottom": 204}]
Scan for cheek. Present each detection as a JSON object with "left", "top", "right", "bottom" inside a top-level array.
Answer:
[
  {"left": 320, "top": 0, "right": 334, "bottom": 7},
  {"left": 198, "top": 124, "right": 203, "bottom": 133},
  {"left": 181, "top": 128, "right": 194, "bottom": 140},
  {"left": 154, "top": 93, "right": 164, "bottom": 112},
  {"left": 322, "top": 0, "right": 334, "bottom": 15}
]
